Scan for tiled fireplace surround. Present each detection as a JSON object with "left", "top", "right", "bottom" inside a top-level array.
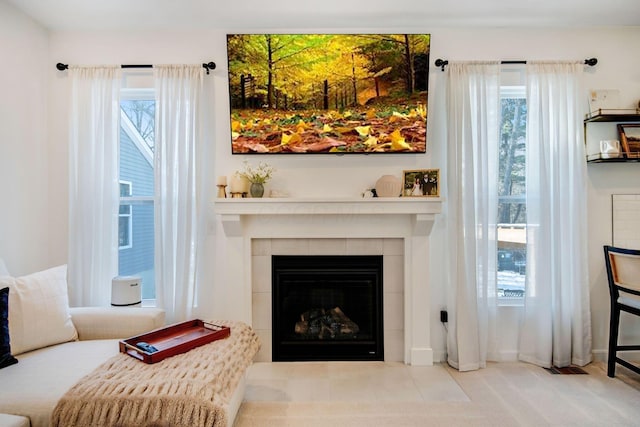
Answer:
[
  {"left": 214, "top": 198, "right": 441, "bottom": 365},
  {"left": 252, "top": 237, "right": 403, "bottom": 362}
]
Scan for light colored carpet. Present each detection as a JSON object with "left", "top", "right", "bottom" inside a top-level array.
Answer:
[{"left": 234, "top": 361, "right": 640, "bottom": 426}]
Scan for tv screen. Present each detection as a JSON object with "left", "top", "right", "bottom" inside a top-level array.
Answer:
[{"left": 226, "top": 33, "right": 430, "bottom": 154}]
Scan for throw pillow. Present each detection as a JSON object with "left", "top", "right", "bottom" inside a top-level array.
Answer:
[
  {"left": 3, "top": 265, "right": 78, "bottom": 355},
  {"left": 0, "top": 287, "right": 18, "bottom": 369}
]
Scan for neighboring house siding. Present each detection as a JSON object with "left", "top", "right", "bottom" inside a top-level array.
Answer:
[{"left": 119, "top": 128, "right": 154, "bottom": 277}]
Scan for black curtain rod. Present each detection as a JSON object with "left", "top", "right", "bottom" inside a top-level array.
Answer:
[
  {"left": 434, "top": 58, "right": 597, "bottom": 71},
  {"left": 56, "top": 62, "right": 217, "bottom": 74}
]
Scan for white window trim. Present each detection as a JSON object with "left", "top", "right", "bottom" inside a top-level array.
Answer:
[
  {"left": 121, "top": 110, "right": 153, "bottom": 166},
  {"left": 119, "top": 180, "right": 133, "bottom": 250},
  {"left": 120, "top": 87, "right": 155, "bottom": 167},
  {"left": 500, "top": 85, "right": 526, "bottom": 99}
]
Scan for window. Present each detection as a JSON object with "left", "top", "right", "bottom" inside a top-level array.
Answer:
[
  {"left": 118, "top": 84, "right": 156, "bottom": 301},
  {"left": 497, "top": 80, "right": 526, "bottom": 301},
  {"left": 118, "top": 181, "right": 132, "bottom": 249}
]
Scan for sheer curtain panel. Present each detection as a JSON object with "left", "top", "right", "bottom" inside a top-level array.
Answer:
[
  {"left": 154, "top": 65, "right": 207, "bottom": 324},
  {"left": 445, "top": 62, "right": 501, "bottom": 371},
  {"left": 67, "top": 66, "right": 121, "bottom": 306},
  {"left": 518, "top": 62, "right": 592, "bottom": 368}
]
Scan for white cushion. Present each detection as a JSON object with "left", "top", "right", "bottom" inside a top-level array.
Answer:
[
  {"left": 0, "top": 339, "right": 120, "bottom": 427},
  {"left": 69, "top": 306, "right": 165, "bottom": 340},
  {"left": 0, "top": 414, "right": 30, "bottom": 427},
  {"left": 0, "top": 265, "right": 77, "bottom": 355}
]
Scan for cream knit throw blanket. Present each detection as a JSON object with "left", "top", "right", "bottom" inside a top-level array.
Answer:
[{"left": 51, "top": 321, "right": 260, "bottom": 427}]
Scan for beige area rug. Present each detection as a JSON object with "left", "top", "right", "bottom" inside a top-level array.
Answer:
[{"left": 234, "top": 361, "right": 640, "bottom": 427}]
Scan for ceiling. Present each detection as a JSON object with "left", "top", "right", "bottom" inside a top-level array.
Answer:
[{"left": 6, "top": 0, "right": 640, "bottom": 31}]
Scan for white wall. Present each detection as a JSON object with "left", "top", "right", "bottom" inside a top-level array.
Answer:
[
  {"left": 5, "top": 15, "right": 640, "bottom": 361},
  {"left": 0, "top": 0, "right": 50, "bottom": 276}
]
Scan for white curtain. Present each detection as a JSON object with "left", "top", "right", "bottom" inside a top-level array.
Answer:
[
  {"left": 445, "top": 62, "right": 501, "bottom": 371},
  {"left": 154, "top": 65, "right": 208, "bottom": 324},
  {"left": 67, "top": 66, "right": 121, "bottom": 306},
  {"left": 518, "top": 62, "right": 592, "bottom": 368}
]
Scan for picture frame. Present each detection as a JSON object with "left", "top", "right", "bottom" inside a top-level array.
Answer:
[
  {"left": 618, "top": 124, "right": 640, "bottom": 158},
  {"left": 402, "top": 169, "right": 439, "bottom": 197}
]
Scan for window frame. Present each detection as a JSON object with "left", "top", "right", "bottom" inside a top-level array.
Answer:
[
  {"left": 118, "top": 81, "right": 157, "bottom": 305},
  {"left": 497, "top": 82, "right": 527, "bottom": 306},
  {"left": 118, "top": 180, "right": 133, "bottom": 250}
]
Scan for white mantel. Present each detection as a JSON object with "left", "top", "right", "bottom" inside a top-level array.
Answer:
[{"left": 213, "top": 197, "right": 442, "bottom": 365}]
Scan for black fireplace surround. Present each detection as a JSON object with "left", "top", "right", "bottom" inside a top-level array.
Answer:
[{"left": 272, "top": 255, "right": 383, "bottom": 362}]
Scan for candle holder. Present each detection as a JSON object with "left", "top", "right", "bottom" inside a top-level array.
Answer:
[
  {"left": 230, "top": 192, "right": 246, "bottom": 198},
  {"left": 217, "top": 184, "right": 227, "bottom": 198}
]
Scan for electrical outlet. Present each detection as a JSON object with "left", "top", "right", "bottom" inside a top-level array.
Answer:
[{"left": 440, "top": 310, "right": 448, "bottom": 323}]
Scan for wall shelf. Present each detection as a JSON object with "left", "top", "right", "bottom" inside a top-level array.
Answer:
[
  {"left": 584, "top": 109, "right": 640, "bottom": 123},
  {"left": 585, "top": 109, "right": 640, "bottom": 163},
  {"left": 586, "top": 154, "right": 640, "bottom": 163}
]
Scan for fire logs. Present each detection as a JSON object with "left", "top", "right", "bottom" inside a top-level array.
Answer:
[{"left": 294, "top": 307, "right": 359, "bottom": 339}]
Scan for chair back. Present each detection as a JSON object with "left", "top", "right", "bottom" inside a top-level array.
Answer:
[{"left": 604, "top": 245, "right": 640, "bottom": 301}]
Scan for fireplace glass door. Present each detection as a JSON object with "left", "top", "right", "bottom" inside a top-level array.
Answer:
[{"left": 272, "top": 255, "right": 383, "bottom": 361}]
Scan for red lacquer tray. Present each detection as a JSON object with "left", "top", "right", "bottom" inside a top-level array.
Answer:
[{"left": 119, "top": 319, "right": 230, "bottom": 364}]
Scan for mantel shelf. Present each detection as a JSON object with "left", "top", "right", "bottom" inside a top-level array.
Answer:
[
  {"left": 213, "top": 197, "right": 443, "bottom": 216},
  {"left": 213, "top": 197, "right": 443, "bottom": 237}
]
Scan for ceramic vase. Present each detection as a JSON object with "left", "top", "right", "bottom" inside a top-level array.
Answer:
[
  {"left": 250, "top": 182, "right": 265, "bottom": 198},
  {"left": 600, "top": 140, "right": 621, "bottom": 159},
  {"left": 375, "top": 175, "right": 402, "bottom": 197}
]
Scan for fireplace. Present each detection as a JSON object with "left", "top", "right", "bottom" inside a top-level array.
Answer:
[
  {"left": 272, "top": 255, "right": 383, "bottom": 361},
  {"left": 213, "top": 198, "right": 442, "bottom": 365}
]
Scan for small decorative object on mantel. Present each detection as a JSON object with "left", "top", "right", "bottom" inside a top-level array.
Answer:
[
  {"left": 403, "top": 169, "right": 440, "bottom": 197},
  {"left": 229, "top": 173, "right": 250, "bottom": 198},
  {"left": 374, "top": 175, "right": 402, "bottom": 197},
  {"left": 269, "top": 189, "right": 290, "bottom": 198},
  {"left": 250, "top": 183, "right": 264, "bottom": 198},
  {"left": 238, "top": 160, "right": 275, "bottom": 198},
  {"left": 216, "top": 176, "right": 227, "bottom": 198}
]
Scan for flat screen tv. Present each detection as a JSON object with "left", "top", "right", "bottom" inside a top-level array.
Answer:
[{"left": 226, "top": 33, "right": 430, "bottom": 154}]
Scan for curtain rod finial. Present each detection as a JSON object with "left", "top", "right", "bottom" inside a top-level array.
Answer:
[
  {"left": 56, "top": 63, "right": 68, "bottom": 71},
  {"left": 434, "top": 59, "right": 448, "bottom": 71},
  {"left": 585, "top": 58, "right": 598, "bottom": 66},
  {"left": 203, "top": 62, "right": 216, "bottom": 75}
]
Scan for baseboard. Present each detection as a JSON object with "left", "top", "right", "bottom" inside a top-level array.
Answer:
[
  {"left": 435, "top": 350, "right": 627, "bottom": 365},
  {"left": 592, "top": 349, "right": 640, "bottom": 363}
]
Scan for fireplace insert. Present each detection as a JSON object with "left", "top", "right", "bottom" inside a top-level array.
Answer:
[{"left": 272, "top": 255, "right": 383, "bottom": 361}]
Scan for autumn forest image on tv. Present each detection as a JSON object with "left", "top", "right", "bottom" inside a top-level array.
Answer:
[{"left": 227, "top": 34, "right": 430, "bottom": 154}]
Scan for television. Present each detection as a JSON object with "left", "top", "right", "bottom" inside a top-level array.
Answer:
[{"left": 226, "top": 33, "right": 430, "bottom": 154}]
